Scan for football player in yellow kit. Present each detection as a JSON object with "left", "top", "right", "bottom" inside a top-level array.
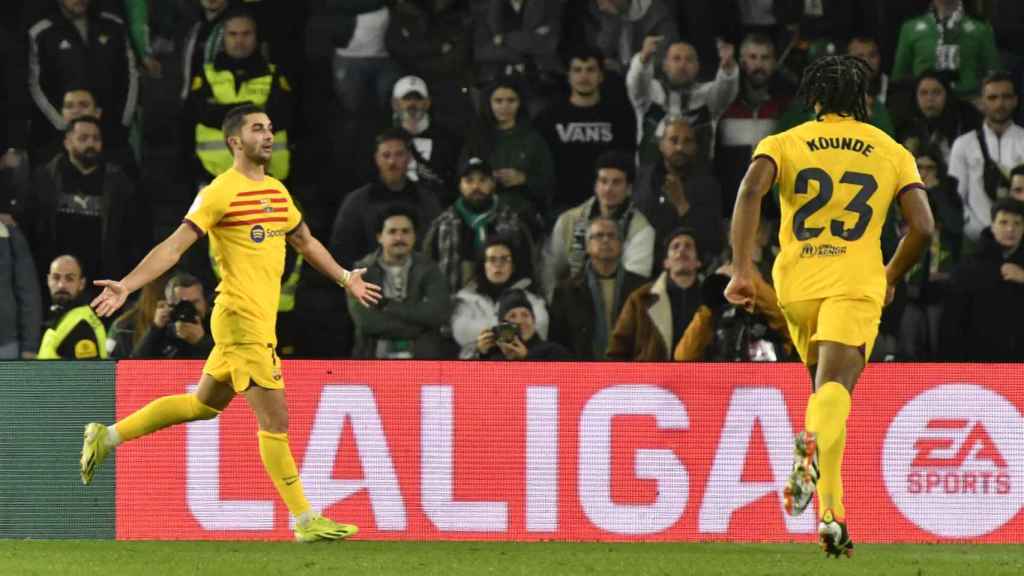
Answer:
[
  {"left": 82, "top": 104, "right": 382, "bottom": 543},
  {"left": 725, "top": 56, "right": 935, "bottom": 557}
]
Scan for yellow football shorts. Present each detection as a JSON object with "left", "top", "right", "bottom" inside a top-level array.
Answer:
[
  {"left": 779, "top": 297, "right": 882, "bottom": 367},
  {"left": 203, "top": 343, "right": 284, "bottom": 393}
]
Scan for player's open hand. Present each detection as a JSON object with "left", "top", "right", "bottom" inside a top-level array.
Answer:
[
  {"left": 723, "top": 272, "right": 755, "bottom": 311},
  {"left": 91, "top": 280, "right": 129, "bottom": 317},
  {"left": 346, "top": 268, "right": 382, "bottom": 308}
]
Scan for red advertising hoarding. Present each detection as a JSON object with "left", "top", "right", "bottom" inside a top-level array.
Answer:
[{"left": 115, "top": 361, "right": 1024, "bottom": 542}]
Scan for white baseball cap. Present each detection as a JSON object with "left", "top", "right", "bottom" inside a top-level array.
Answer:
[{"left": 393, "top": 75, "right": 429, "bottom": 99}]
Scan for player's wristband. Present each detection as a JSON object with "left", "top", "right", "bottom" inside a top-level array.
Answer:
[{"left": 337, "top": 269, "right": 352, "bottom": 289}]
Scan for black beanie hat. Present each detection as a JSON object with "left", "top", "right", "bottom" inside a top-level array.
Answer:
[{"left": 497, "top": 289, "right": 533, "bottom": 320}]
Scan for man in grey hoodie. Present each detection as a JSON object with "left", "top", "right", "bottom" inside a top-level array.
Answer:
[{"left": 0, "top": 218, "right": 41, "bottom": 359}]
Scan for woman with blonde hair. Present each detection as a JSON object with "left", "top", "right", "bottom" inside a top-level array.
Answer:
[{"left": 105, "top": 272, "right": 170, "bottom": 358}]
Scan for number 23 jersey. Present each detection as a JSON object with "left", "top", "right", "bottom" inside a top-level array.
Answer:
[{"left": 753, "top": 114, "right": 923, "bottom": 306}]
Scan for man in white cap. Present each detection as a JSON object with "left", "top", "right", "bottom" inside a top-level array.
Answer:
[{"left": 391, "top": 75, "right": 461, "bottom": 199}]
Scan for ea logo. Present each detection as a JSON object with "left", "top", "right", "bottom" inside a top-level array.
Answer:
[
  {"left": 882, "top": 384, "right": 1024, "bottom": 537},
  {"left": 250, "top": 224, "right": 266, "bottom": 243}
]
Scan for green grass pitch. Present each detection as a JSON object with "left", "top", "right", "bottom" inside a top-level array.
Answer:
[{"left": 2, "top": 541, "right": 1022, "bottom": 576}]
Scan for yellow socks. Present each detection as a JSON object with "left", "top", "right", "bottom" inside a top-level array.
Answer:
[
  {"left": 258, "top": 431, "right": 312, "bottom": 518},
  {"left": 804, "top": 382, "right": 851, "bottom": 520},
  {"left": 113, "top": 394, "right": 221, "bottom": 442}
]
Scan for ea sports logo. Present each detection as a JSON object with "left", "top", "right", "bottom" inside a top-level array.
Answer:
[
  {"left": 250, "top": 224, "right": 266, "bottom": 243},
  {"left": 882, "top": 384, "right": 1024, "bottom": 537}
]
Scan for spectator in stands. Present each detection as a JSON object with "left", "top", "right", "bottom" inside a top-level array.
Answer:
[
  {"left": 105, "top": 273, "right": 170, "bottom": 359},
  {"left": 544, "top": 150, "right": 654, "bottom": 296},
  {"left": 548, "top": 217, "right": 647, "bottom": 359},
  {"left": 185, "top": 8, "right": 293, "bottom": 183},
  {"left": 715, "top": 33, "right": 793, "bottom": 209},
  {"left": 565, "top": 0, "right": 679, "bottom": 74},
  {"left": 386, "top": 0, "right": 475, "bottom": 135},
  {"left": 1, "top": 24, "right": 29, "bottom": 223},
  {"left": 462, "top": 77, "right": 554, "bottom": 236},
  {"left": 473, "top": 0, "right": 563, "bottom": 89},
  {"left": 673, "top": 264, "right": 789, "bottom": 361},
  {"left": 846, "top": 36, "right": 888, "bottom": 104},
  {"left": 627, "top": 36, "right": 738, "bottom": 164},
  {"left": 892, "top": 0, "right": 1001, "bottom": 100},
  {"left": 894, "top": 70, "right": 979, "bottom": 161},
  {"left": 606, "top": 227, "right": 702, "bottom": 361},
  {"left": 27, "top": 0, "right": 138, "bottom": 166},
  {"left": 634, "top": 116, "right": 723, "bottom": 264},
  {"left": 473, "top": 288, "right": 569, "bottom": 360},
  {"left": 535, "top": 46, "right": 637, "bottom": 213},
  {"left": 24, "top": 116, "right": 136, "bottom": 282},
  {"left": 180, "top": 0, "right": 230, "bottom": 101},
  {"left": 37, "top": 254, "right": 106, "bottom": 359},
  {"left": 348, "top": 205, "right": 450, "bottom": 359},
  {"left": 1011, "top": 164, "right": 1024, "bottom": 202},
  {"left": 131, "top": 272, "right": 213, "bottom": 358},
  {"left": 948, "top": 72, "right": 1024, "bottom": 243},
  {"left": 391, "top": 75, "right": 460, "bottom": 198},
  {"left": 898, "top": 146, "right": 963, "bottom": 360},
  {"left": 330, "top": 128, "right": 442, "bottom": 268},
  {"left": 423, "top": 156, "right": 535, "bottom": 293},
  {"left": 30, "top": 87, "right": 136, "bottom": 173},
  {"left": 0, "top": 217, "right": 41, "bottom": 359},
  {"left": 940, "top": 198, "right": 1024, "bottom": 361},
  {"left": 451, "top": 235, "right": 547, "bottom": 359}
]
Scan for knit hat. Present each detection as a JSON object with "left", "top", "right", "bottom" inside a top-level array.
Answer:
[{"left": 497, "top": 289, "right": 533, "bottom": 320}]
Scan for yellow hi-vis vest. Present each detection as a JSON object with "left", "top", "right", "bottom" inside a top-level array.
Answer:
[
  {"left": 37, "top": 305, "right": 108, "bottom": 360},
  {"left": 194, "top": 63, "right": 290, "bottom": 179}
]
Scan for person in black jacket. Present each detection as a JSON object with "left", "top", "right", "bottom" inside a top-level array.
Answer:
[
  {"left": 26, "top": 0, "right": 138, "bottom": 165},
  {"left": 940, "top": 198, "right": 1024, "bottom": 361},
  {"left": 475, "top": 288, "right": 569, "bottom": 360},
  {"left": 549, "top": 216, "right": 646, "bottom": 359},
  {"left": 132, "top": 272, "right": 213, "bottom": 359},
  {"left": 23, "top": 116, "right": 137, "bottom": 283}
]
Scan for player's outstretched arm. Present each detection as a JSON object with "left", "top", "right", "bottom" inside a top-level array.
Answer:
[
  {"left": 91, "top": 222, "right": 201, "bottom": 317},
  {"left": 725, "top": 157, "right": 775, "bottom": 309},
  {"left": 885, "top": 186, "right": 935, "bottom": 298},
  {"left": 286, "top": 221, "right": 382, "bottom": 307}
]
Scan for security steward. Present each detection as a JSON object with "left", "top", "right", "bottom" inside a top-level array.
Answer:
[
  {"left": 38, "top": 254, "right": 106, "bottom": 359},
  {"left": 186, "top": 7, "right": 292, "bottom": 182}
]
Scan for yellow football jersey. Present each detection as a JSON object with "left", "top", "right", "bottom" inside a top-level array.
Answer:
[
  {"left": 184, "top": 168, "right": 302, "bottom": 345},
  {"left": 753, "top": 114, "right": 923, "bottom": 305}
]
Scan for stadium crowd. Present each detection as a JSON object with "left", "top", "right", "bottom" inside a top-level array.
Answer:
[{"left": 1, "top": 0, "right": 1023, "bottom": 362}]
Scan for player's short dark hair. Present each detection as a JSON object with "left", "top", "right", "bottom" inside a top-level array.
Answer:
[
  {"left": 991, "top": 198, "right": 1024, "bottom": 221},
  {"left": 594, "top": 150, "right": 635, "bottom": 183},
  {"left": 1011, "top": 164, "right": 1024, "bottom": 181},
  {"left": 165, "top": 272, "right": 203, "bottom": 301},
  {"left": 375, "top": 127, "right": 410, "bottom": 152},
  {"left": 376, "top": 203, "right": 418, "bottom": 233},
  {"left": 65, "top": 115, "right": 102, "bottom": 136},
  {"left": 981, "top": 70, "right": 1016, "bottom": 94},
  {"left": 222, "top": 103, "right": 264, "bottom": 144},
  {"left": 798, "top": 54, "right": 872, "bottom": 122}
]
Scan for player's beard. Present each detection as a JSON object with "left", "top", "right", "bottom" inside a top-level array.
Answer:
[{"left": 243, "top": 140, "right": 271, "bottom": 166}]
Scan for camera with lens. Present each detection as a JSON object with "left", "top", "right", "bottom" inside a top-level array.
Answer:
[
  {"left": 493, "top": 321, "right": 519, "bottom": 343},
  {"left": 170, "top": 299, "right": 200, "bottom": 323},
  {"left": 703, "top": 273, "right": 782, "bottom": 362}
]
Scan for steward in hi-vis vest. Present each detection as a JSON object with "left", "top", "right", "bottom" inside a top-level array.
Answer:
[
  {"left": 187, "top": 10, "right": 292, "bottom": 181},
  {"left": 39, "top": 255, "right": 107, "bottom": 359}
]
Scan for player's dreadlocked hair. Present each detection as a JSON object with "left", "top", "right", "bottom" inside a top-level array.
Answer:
[{"left": 798, "top": 55, "right": 873, "bottom": 122}]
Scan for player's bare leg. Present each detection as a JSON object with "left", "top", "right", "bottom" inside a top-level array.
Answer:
[
  {"left": 244, "top": 385, "right": 357, "bottom": 542},
  {"left": 81, "top": 374, "right": 230, "bottom": 485},
  {"left": 807, "top": 341, "right": 863, "bottom": 557}
]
